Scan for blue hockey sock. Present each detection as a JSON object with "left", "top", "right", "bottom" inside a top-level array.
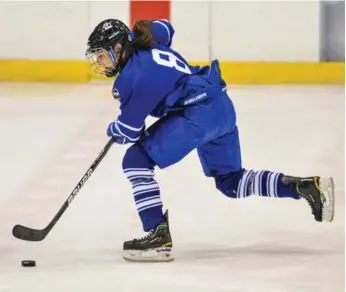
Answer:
[
  {"left": 248, "top": 170, "right": 300, "bottom": 199},
  {"left": 123, "top": 144, "right": 164, "bottom": 232},
  {"left": 216, "top": 169, "right": 300, "bottom": 199}
]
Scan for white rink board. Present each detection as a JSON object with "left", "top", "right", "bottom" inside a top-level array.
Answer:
[
  {"left": 0, "top": 82, "right": 344, "bottom": 292},
  {"left": 0, "top": 2, "right": 320, "bottom": 61}
]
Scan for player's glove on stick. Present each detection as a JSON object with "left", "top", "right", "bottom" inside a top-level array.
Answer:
[
  {"left": 107, "top": 120, "right": 144, "bottom": 144},
  {"left": 107, "top": 121, "right": 129, "bottom": 144}
]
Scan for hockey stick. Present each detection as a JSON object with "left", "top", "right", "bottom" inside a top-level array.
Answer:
[{"left": 12, "top": 138, "right": 114, "bottom": 242}]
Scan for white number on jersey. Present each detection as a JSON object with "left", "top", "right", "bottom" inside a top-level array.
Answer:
[{"left": 152, "top": 49, "right": 192, "bottom": 74}]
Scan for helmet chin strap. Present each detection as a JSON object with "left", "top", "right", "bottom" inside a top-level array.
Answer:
[
  {"left": 106, "top": 37, "right": 132, "bottom": 77},
  {"left": 104, "top": 48, "right": 118, "bottom": 77},
  {"left": 108, "top": 49, "right": 117, "bottom": 63}
]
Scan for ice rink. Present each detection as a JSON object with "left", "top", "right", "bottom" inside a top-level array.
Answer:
[{"left": 0, "top": 82, "right": 344, "bottom": 292}]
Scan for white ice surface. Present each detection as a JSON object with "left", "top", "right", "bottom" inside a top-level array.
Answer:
[{"left": 0, "top": 82, "right": 344, "bottom": 292}]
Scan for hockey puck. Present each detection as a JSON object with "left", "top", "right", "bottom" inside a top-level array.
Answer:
[{"left": 21, "top": 260, "right": 36, "bottom": 267}]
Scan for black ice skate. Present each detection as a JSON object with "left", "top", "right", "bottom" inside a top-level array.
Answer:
[
  {"left": 123, "top": 211, "right": 173, "bottom": 262},
  {"left": 282, "top": 176, "right": 335, "bottom": 222}
]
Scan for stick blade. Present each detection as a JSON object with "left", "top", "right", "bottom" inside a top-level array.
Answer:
[{"left": 12, "top": 224, "right": 46, "bottom": 242}]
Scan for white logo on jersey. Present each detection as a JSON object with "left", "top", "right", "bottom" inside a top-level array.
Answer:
[
  {"left": 184, "top": 92, "right": 207, "bottom": 105},
  {"left": 112, "top": 88, "right": 120, "bottom": 100}
]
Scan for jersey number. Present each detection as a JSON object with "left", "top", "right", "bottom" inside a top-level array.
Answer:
[{"left": 152, "top": 49, "right": 191, "bottom": 74}]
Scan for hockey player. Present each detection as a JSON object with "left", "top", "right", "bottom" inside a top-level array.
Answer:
[{"left": 85, "top": 19, "right": 335, "bottom": 262}]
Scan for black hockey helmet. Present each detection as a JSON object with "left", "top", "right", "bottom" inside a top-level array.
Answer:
[{"left": 86, "top": 19, "right": 131, "bottom": 77}]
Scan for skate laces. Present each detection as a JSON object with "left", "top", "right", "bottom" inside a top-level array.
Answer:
[{"left": 134, "top": 230, "right": 154, "bottom": 242}]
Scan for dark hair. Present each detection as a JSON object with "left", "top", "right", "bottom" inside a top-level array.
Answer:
[{"left": 131, "top": 20, "right": 154, "bottom": 49}]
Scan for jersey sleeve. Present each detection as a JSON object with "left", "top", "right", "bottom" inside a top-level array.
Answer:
[
  {"left": 150, "top": 19, "right": 175, "bottom": 48},
  {"left": 116, "top": 70, "right": 174, "bottom": 141}
]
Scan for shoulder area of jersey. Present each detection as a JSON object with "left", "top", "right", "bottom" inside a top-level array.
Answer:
[
  {"left": 133, "top": 46, "right": 178, "bottom": 70},
  {"left": 120, "top": 49, "right": 154, "bottom": 75},
  {"left": 131, "top": 48, "right": 155, "bottom": 60}
]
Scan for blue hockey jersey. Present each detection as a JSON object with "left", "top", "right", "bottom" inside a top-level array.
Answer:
[{"left": 112, "top": 19, "right": 225, "bottom": 143}]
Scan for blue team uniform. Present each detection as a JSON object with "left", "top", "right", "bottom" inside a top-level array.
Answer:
[
  {"left": 105, "top": 19, "right": 298, "bottom": 232},
  {"left": 111, "top": 20, "right": 241, "bottom": 177},
  {"left": 86, "top": 17, "right": 329, "bottom": 255}
]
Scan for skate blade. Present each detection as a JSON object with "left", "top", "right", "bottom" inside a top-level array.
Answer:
[
  {"left": 123, "top": 247, "right": 174, "bottom": 263},
  {"left": 319, "top": 177, "right": 335, "bottom": 222}
]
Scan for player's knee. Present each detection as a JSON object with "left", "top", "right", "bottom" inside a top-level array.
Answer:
[
  {"left": 214, "top": 169, "right": 245, "bottom": 198},
  {"left": 122, "top": 143, "right": 156, "bottom": 180}
]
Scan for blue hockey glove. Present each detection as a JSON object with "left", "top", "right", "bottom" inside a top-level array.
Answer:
[{"left": 106, "top": 121, "right": 128, "bottom": 144}]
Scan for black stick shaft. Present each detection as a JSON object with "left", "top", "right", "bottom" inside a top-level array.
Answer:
[
  {"left": 47, "top": 138, "right": 114, "bottom": 231},
  {"left": 12, "top": 138, "right": 114, "bottom": 241}
]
